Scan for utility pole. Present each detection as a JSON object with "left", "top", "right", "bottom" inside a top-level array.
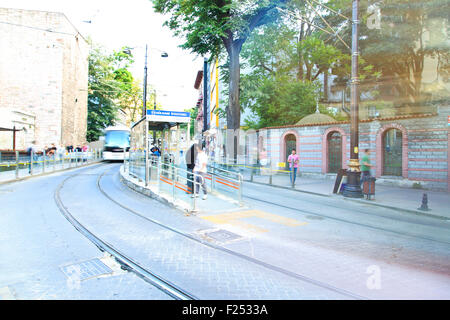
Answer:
[
  {"left": 203, "top": 58, "right": 208, "bottom": 134},
  {"left": 153, "top": 89, "right": 157, "bottom": 146},
  {"left": 142, "top": 44, "right": 148, "bottom": 118},
  {"left": 343, "top": 0, "right": 363, "bottom": 198}
]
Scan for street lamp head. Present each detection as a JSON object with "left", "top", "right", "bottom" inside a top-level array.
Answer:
[{"left": 161, "top": 52, "right": 168, "bottom": 58}]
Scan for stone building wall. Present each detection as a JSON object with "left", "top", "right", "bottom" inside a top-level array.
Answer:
[{"left": 0, "top": 8, "right": 88, "bottom": 151}]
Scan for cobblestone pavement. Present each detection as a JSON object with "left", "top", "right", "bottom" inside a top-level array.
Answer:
[
  {"left": 60, "top": 166, "right": 352, "bottom": 299},
  {"left": 94, "top": 164, "right": 450, "bottom": 299},
  {"left": 1, "top": 163, "right": 449, "bottom": 299},
  {"left": 0, "top": 164, "right": 171, "bottom": 300},
  {"left": 116, "top": 165, "right": 450, "bottom": 299}
]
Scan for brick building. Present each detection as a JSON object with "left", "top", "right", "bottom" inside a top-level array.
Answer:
[
  {"left": 0, "top": 7, "right": 89, "bottom": 151},
  {"left": 244, "top": 107, "right": 450, "bottom": 192}
]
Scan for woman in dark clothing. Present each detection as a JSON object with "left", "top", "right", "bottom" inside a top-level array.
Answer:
[{"left": 185, "top": 143, "right": 198, "bottom": 194}]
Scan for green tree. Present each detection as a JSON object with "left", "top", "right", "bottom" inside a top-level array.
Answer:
[
  {"left": 320, "top": 0, "right": 449, "bottom": 108},
  {"left": 87, "top": 44, "right": 141, "bottom": 141},
  {"left": 87, "top": 45, "right": 118, "bottom": 141},
  {"left": 245, "top": 76, "right": 320, "bottom": 128},
  {"left": 238, "top": 21, "right": 345, "bottom": 128},
  {"left": 152, "top": 0, "right": 289, "bottom": 158}
]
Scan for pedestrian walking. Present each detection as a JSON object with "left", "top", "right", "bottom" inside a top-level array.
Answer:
[
  {"left": 193, "top": 143, "right": 208, "bottom": 200},
  {"left": 360, "top": 149, "right": 373, "bottom": 187},
  {"left": 259, "top": 148, "right": 268, "bottom": 166},
  {"left": 287, "top": 149, "right": 299, "bottom": 186},
  {"left": 185, "top": 143, "right": 197, "bottom": 194},
  {"left": 27, "top": 140, "right": 36, "bottom": 173},
  {"left": 56, "top": 144, "right": 64, "bottom": 159}
]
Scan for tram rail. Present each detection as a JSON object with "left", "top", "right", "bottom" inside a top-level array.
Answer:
[
  {"left": 242, "top": 191, "right": 450, "bottom": 246},
  {"left": 54, "top": 164, "right": 197, "bottom": 300},
  {"left": 50, "top": 163, "right": 448, "bottom": 300},
  {"left": 96, "top": 165, "right": 369, "bottom": 300}
]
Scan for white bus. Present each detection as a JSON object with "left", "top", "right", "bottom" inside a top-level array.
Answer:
[{"left": 102, "top": 125, "right": 130, "bottom": 161}]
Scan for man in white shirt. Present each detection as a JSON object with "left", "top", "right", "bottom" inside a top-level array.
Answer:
[
  {"left": 193, "top": 143, "right": 208, "bottom": 200},
  {"left": 27, "top": 140, "right": 36, "bottom": 173}
]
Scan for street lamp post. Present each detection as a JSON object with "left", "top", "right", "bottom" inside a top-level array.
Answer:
[
  {"left": 123, "top": 45, "right": 168, "bottom": 119},
  {"left": 152, "top": 89, "right": 157, "bottom": 146},
  {"left": 343, "top": 0, "right": 363, "bottom": 198}
]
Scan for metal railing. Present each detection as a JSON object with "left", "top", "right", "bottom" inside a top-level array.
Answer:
[
  {"left": 148, "top": 158, "right": 202, "bottom": 212},
  {"left": 0, "top": 149, "right": 103, "bottom": 182},
  {"left": 207, "top": 164, "right": 243, "bottom": 204},
  {"left": 208, "top": 158, "right": 302, "bottom": 188},
  {"left": 124, "top": 155, "right": 243, "bottom": 212}
]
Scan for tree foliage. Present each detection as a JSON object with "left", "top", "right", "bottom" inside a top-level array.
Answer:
[
  {"left": 87, "top": 43, "right": 142, "bottom": 141},
  {"left": 152, "top": 0, "right": 288, "bottom": 133},
  {"left": 321, "top": 0, "right": 449, "bottom": 107}
]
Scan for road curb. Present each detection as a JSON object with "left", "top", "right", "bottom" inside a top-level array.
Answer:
[{"left": 342, "top": 197, "right": 450, "bottom": 221}]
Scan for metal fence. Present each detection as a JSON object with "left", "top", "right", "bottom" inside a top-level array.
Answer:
[
  {"left": 124, "top": 154, "right": 243, "bottom": 212},
  {"left": 208, "top": 157, "right": 303, "bottom": 188},
  {"left": 0, "top": 150, "right": 103, "bottom": 182}
]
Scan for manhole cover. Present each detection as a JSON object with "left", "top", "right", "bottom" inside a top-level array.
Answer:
[
  {"left": 61, "top": 258, "right": 113, "bottom": 281},
  {"left": 204, "top": 229, "right": 242, "bottom": 243}
]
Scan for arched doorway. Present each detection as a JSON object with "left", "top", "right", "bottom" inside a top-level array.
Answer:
[
  {"left": 383, "top": 128, "right": 402, "bottom": 176},
  {"left": 284, "top": 134, "right": 297, "bottom": 170},
  {"left": 327, "top": 131, "right": 342, "bottom": 173}
]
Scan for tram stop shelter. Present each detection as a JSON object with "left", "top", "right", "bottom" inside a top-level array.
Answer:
[
  {"left": 125, "top": 109, "right": 243, "bottom": 213},
  {"left": 128, "top": 109, "right": 191, "bottom": 186}
]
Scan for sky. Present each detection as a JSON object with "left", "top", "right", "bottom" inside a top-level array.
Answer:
[{"left": 1, "top": 0, "right": 203, "bottom": 111}]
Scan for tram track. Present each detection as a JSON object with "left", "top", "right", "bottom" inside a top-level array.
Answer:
[
  {"left": 53, "top": 164, "right": 197, "bottom": 300},
  {"left": 95, "top": 165, "right": 369, "bottom": 300},
  {"left": 53, "top": 163, "right": 449, "bottom": 300},
  {"left": 242, "top": 193, "right": 450, "bottom": 246}
]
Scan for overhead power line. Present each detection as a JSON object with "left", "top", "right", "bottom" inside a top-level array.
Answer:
[
  {"left": 308, "top": 0, "right": 351, "bottom": 21},
  {"left": 305, "top": 0, "right": 350, "bottom": 50},
  {"left": 0, "top": 20, "right": 77, "bottom": 36}
]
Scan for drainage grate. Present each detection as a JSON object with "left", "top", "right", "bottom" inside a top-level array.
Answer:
[
  {"left": 204, "top": 229, "right": 242, "bottom": 243},
  {"left": 61, "top": 258, "right": 113, "bottom": 281}
]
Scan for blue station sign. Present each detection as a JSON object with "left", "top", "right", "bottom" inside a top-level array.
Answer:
[{"left": 146, "top": 110, "right": 191, "bottom": 123}]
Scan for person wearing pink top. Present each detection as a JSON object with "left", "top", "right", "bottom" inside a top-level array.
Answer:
[{"left": 287, "top": 149, "right": 300, "bottom": 186}]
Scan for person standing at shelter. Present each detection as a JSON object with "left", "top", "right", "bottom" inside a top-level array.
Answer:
[
  {"left": 287, "top": 149, "right": 299, "bottom": 186},
  {"left": 151, "top": 146, "right": 161, "bottom": 157},
  {"left": 193, "top": 144, "right": 208, "bottom": 200},
  {"left": 360, "top": 149, "right": 373, "bottom": 187},
  {"left": 185, "top": 143, "right": 197, "bottom": 194}
]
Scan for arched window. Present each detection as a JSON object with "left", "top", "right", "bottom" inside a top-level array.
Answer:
[
  {"left": 383, "top": 128, "right": 403, "bottom": 176},
  {"left": 327, "top": 131, "right": 342, "bottom": 173}
]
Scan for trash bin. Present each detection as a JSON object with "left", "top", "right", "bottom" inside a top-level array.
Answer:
[{"left": 363, "top": 177, "right": 376, "bottom": 199}]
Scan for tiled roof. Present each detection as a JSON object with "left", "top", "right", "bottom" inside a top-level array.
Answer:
[{"left": 262, "top": 113, "right": 438, "bottom": 130}]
